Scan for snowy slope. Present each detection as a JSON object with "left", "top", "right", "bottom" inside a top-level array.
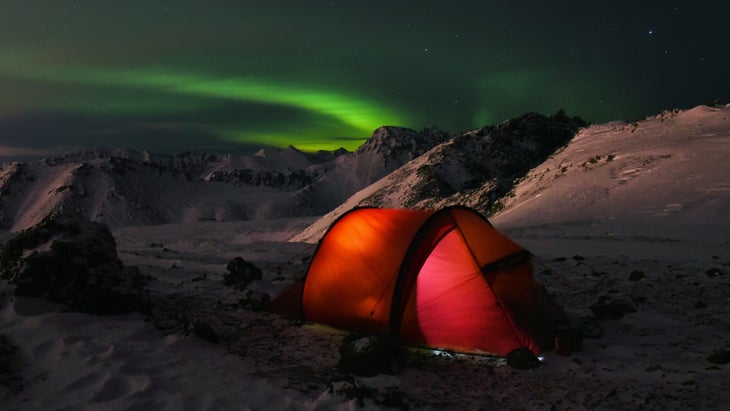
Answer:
[
  {"left": 491, "top": 104, "right": 730, "bottom": 242},
  {"left": 294, "top": 126, "right": 451, "bottom": 212},
  {"left": 292, "top": 111, "right": 585, "bottom": 243},
  {"left": 0, "top": 156, "right": 296, "bottom": 231},
  {"left": 0, "top": 126, "right": 450, "bottom": 231}
]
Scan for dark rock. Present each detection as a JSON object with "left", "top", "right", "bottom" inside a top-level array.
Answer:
[
  {"left": 705, "top": 268, "right": 725, "bottom": 278},
  {"left": 506, "top": 347, "right": 541, "bottom": 370},
  {"left": 0, "top": 215, "right": 148, "bottom": 314},
  {"left": 571, "top": 255, "right": 585, "bottom": 262},
  {"left": 186, "top": 316, "right": 223, "bottom": 344},
  {"left": 695, "top": 301, "right": 708, "bottom": 309},
  {"left": 338, "top": 334, "right": 398, "bottom": 377},
  {"left": 706, "top": 345, "right": 730, "bottom": 365},
  {"left": 238, "top": 290, "right": 271, "bottom": 311},
  {"left": 590, "top": 296, "right": 636, "bottom": 321},
  {"left": 551, "top": 257, "right": 567, "bottom": 262},
  {"left": 628, "top": 270, "right": 645, "bottom": 281},
  {"left": 205, "top": 168, "right": 316, "bottom": 190},
  {"left": 224, "top": 257, "right": 262, "bottom": 288}
]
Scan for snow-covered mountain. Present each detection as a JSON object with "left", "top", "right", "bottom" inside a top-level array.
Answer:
[
  {"left": 0, "top": 126, "right": 450, "bottom": 231},
  {"left": 294, "top": 126, "right": 451, "bottom": 212},
  {"left": 3, "top": 106, "right": 730, "bottom": 410},
  {"left": 7, "top": 104, "right": 727, "bottom": 240},
  {"left": 491, "top": 104, "right": 730, "bottom": 241},
  {"left": 293, "top": 105, "right": 730, "bottom": 243},
  {"left": 292, "top": 110, "right": 586, "bottom": 242}
]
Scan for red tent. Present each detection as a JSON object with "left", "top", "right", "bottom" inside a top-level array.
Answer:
[{"left": 279, "top": 206, "right": 566, "bottom": 356}]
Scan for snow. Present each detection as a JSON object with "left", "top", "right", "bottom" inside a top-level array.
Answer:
[
  {"left": 1, "top": 105, "right": 730, "bottom": 409},
  {"left": 492, "top": 104, "right": 730, "bottom": 240},
  {"left": 0, "top": 298, "right": 309, "bottom": 411},
  {"left": 4, "top": 217, "right": 729, "bottom": 409}
]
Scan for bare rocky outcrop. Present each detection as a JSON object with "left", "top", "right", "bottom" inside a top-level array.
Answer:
[{"left": 0, "top": 215, "right": 149, "bottom": 314}]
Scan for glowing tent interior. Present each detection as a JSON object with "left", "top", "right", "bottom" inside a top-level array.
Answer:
[{"left": 274, "top": 206, "right": 567, "bottom": 356}]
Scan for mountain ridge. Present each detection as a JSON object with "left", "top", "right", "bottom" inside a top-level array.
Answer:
[
  {"left": 6, "top": 105, "right": 725, "bottom": 240},
  {"left": 0, "top": 123, "right": 452, "bottom": 230}
]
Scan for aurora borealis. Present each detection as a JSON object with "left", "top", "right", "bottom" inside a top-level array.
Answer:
[{"left": 1, "top": 1, "right": 728, "bottom": 158}]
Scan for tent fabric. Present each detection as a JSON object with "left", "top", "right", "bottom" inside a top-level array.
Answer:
[{"left": 296, "top": 206, "right": 565, "bottom": 356}]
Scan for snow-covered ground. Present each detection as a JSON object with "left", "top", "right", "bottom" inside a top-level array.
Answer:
[
  {"left": 1, "top": 105, "right": 729, "bottom": 409},
  {"left": 2, "top": 214, "right": 728, "bottom": 410}
]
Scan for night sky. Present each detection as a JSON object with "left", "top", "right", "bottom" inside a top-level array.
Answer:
[{"left": 1, "top": 1, "right": 728, "bottom": 158}]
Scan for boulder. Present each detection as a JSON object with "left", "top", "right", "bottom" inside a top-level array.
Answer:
[
  {"left": 224, "top": 257, "right": 262, "bottom": 288},
  {"left": 0, "top": 215, "right": 148, "bottom": 314},
  {"left": 338, "top": 334, "right": 398, "bottom": 377}
]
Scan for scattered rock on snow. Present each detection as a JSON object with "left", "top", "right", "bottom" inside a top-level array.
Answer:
[
  {"left": 628, "top": 270, "right": 645, "bottom": 281},
  {"left": 706, "top": 345, "right": 730, "bottom": 365},
  {"left": 186, "top": 314, "right": 224, "bottom": 344},
  {"left": 590, "top": 296, "right": 636, "bottom": 321},
  {"left": 338, "top": 334, "right": 398, "bottom": 377},
  {"left": 0, "top": 215, "right": 149, "bottom": 314},
  {"left": 238, "top": 290, "right": 271, "bottom": 311},
  {"left": 224, "top": 257, "right": 263, "bottom": 288},
  {"left": 705, "top": 268, "right": 725, "bottom": 278},
  {"left": 326, "top": 377, "right": 422, "bottom": 409}
]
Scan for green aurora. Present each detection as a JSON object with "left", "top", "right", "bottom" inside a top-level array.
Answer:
[{"left": 1, "top": 1, "right": 728, "bottom": 155}]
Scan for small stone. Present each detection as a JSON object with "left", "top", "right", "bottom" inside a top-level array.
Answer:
[
  {"left": 506, "top": 347, "right": 541, "bottom": 370},
  {"left": 338, "top": 334, "right": 398, "bottom": 377},
  {"left": 224, "top": 257, "right": 263, "bottom": 287},
  {"left": 705, "top": 268, "right": 724, "bottom": 278},
  {"left": 628, "top": 270, "right": 645, "bottom": 281},
  {"left": 187, "top": 317, "right": 223, "bottom": 344},
  {"left": 590, "top": 296, "right": 636, "bottom": 321},
  {"left": 238, "top": 290, "right": 271, "bottom": 311},
  {"left": 706, "top": 345, "right": 730, "bottom": 365}
]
